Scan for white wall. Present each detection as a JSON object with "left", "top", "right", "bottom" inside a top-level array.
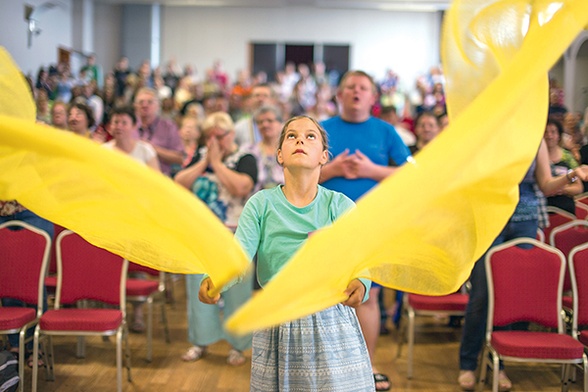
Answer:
[
  {"left": 162, "top": 6, "right": 441, "bottom": 88},
  {"left": 0, "top": 0, "right": 73, "bottom": 77},
  {"left": 94, "top": 2, "right": 122, "bottom": 74}
]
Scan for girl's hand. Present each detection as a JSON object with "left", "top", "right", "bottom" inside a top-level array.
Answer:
[
  {"left": 198, "top": 277, "right": 221, "bottom": 304},
  {"left": 342, "top": 279, "right": 365, "bottom": 308}
]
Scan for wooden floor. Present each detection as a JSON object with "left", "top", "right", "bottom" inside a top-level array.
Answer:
[{"left": 17, "top": 278, "right": 585, "bottom": 391}]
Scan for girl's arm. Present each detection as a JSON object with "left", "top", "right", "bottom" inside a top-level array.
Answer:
[
  {"left": 535, "top": 140, "right": 584, "bottom": 196},
  {"left": 342, "top": 279, "right": 367, "bottom": 308}
]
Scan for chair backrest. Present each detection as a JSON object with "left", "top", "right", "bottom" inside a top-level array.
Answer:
[
  {"left": 0, "top": 221, "right": 51, "bottom": 312},
  {"left": 575, "top": 202, "right": 588, "bottom": 220},
  {"left": 536, "top": 228, "right": 545, "bottom": 243},
  {"left": 127, "top": 261, "right": 160, "bottom": 277},
  {"left": 569, "top": 243, "right": 588, "bottom": 330},
  {"left": 544, "top": 206, "right": 576, "bottom": 241},
  {"left": 549, "top": 220, "right": 588, "bottom": 291},
  {"left": 55, "top": 230, "right": 128, "bottom": 310},
  {"left": 47, "top": 223, "right": 67, "bottom": 275},
  {"left": 485, "top": 238, "right": 565, "bottom": 332}
]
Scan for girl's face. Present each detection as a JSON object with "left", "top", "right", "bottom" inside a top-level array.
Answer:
[
  {"left": 544, "top": 123, "right": 560, "bottom": 148},
  {"left": 277, "top": 117, "right": 328, "bottom": 169}
]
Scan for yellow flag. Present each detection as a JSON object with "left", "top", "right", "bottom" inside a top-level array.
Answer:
[
  {"left": 225, "top": 0, "right": 588, "bottom": 335},
  {"left": 0, "top": 49, "right": 247, "bottom": 286}
]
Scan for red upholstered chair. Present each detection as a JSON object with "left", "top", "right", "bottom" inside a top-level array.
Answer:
[
  {"left": 479, "top": 238, "right": 587, "bottom": 392},
  {"left": 44, "top": 223, "right": 66, "bottom": 297},
  {"left": 575, "top": 202, "right": 588, "bottom": 220},
  {"left": 126, "top": 262, "right": 170, "bottom": 362},
  {"left": 576, "top": 193, "right": 588, "bottom": 207},
  {"left": 537, "top": 228, "right": 545, "bottom": 243},
  {"left": 569, "top": 242, "right": 588, "bottom": 390},
  {"left": 31, "top": 230, "right": 131, "bottom": 392},
  {"left": 0, "top": 221, "right": 51, "bottom": 392},
  {"left": 549, "top": 220, "right": 588, "bottom": 312},
  {"left": 397, "top": 289, "right": 469, "bottom": 379},
  {"left": 544, "top": 206, "right": 576, "bottom": 244}
]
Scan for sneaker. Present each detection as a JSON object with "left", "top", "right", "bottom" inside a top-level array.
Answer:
[
  {"left": 181, "top": 345, "right": 206, "bottom": 362},
  {"left": 458, "top": 370, "right": 476, "bottom": 391}
]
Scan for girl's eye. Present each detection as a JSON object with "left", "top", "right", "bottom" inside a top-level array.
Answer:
[
  {"left": 307, "top": 134, "right": 316, "bottom": 139},
  {"left": 286, "top": 133, "right": 295, "bottom": 139}
]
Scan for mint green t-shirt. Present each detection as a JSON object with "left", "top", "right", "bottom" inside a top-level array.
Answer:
[{"left": 235, "top": 185, "right": 370, "bottom": 296}]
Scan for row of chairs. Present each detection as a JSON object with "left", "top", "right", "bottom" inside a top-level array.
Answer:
[
  {"left": 397, "top": 207, "right": 588, "bottom": 387},
  {"left": 0, "top": 221, "right": 170, "bottom": 392}
]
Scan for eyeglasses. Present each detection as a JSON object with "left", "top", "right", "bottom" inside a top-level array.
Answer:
[{"left": 214, "top": 129, "right": 231, "bottom": 140}]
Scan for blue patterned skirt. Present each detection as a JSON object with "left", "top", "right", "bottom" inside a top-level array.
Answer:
[{"left": 250, "top": 304, "right": 374, "bottom": 391}]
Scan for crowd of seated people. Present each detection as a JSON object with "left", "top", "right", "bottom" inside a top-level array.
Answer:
[{"left": 12, "top": 54, "right": 588, "bottom": 390}]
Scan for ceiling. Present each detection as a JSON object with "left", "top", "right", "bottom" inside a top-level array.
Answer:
[{"left": 94, "top": 0, "right": 451, "bottom": 12}]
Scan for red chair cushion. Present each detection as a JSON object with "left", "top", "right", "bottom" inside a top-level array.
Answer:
[
  {"left": 491, "top": 331, "right": 584, "bottom": 359},
  {"left": 0, "top": 308, "right": 36, "bottom": 330},
  {"left": 562, "top": 295, "right": 573, "bottom": 310},
  {"left": 408, "top": 293, "right": 469, "bottom": 311},
  {"left": 40, "top": 309, "right": 123, "bottom": 332},
  {"left": 126, "top": 279, "right": 159, "bottom": 297},
  {"left": 578, "top": 330, "right": 588, "bottom": 346}
]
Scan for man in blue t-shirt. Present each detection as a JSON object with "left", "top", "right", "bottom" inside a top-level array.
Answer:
[{"left": 320, "top": 70, "right": 411, "bottom": 392}]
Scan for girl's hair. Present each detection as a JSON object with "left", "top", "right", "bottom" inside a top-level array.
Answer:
[
  {"left": 201, "top": 111, "right": 234, "bottom": 136},
  {"left": 278, "top": 115, "right": 329, "bottom": 152}
]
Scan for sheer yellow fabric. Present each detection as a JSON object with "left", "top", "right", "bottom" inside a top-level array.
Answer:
[
  {"left": 0, "top": 49, "right": 248, "bottom": 286},
  {"left": 225, "top": 0, "right": 588, "bottom": 334}
]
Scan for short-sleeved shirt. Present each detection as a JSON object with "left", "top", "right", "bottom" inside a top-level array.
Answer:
[
  {"left": 320, "top": 116, "right": 411, "bottom": 201},
  {"left": 138, "top": 116, "right": 183, "bottom": 176},
  {"left": 103, "top": 140, "right": 157, "bottom": 165},
  {"left": 235, "top": 185, "right": 354, "bottom": 286}
]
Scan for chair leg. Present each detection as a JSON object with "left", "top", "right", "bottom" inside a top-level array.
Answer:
[
  {"left": 76, "top": 336, "right": 85, "bottom": 358},
  {"left": 124, "top": 323, "right": 133, "bottom": 383},
  {"left": 147, "top": 297, "right": 153, "bottom": 362},
  {"left": 161, "top": 299, "right": 170, "bottom": 344},
  {"left": 407, "top": 307, "right": 415, "bottom": 379},
  {"left": 45, "top": 335, "right": 55, "bottom": 381},
  {"left": 116, "top": 328, "right": 122, "bottom": 392},
  {"left": 18, "top": 328, "right": 25, "bottom": 392},
  {"left": 491, "top": 354, "right": 500, "bottom": 392},
  {"left": 478, "top": 346, "right": 489, "bottom": 391},
  {"left": 32, "top": 326, "right": 40, "bottom": 392}
]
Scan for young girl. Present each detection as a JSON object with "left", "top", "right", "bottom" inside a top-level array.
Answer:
[{"left": 199, "top": 115, "right": 375, "bottom": 390}]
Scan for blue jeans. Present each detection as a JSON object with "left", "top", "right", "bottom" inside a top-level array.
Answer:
[
  {"left": 459, "top": 218, "right": 537, "bottom": 371},
  {"left": 1, "top": 209, "right": 53, "bottom": 351}
]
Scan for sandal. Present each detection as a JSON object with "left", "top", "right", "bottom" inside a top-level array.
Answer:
[
  {"left": 227, "top": 349, "right": 246, "bottom": 366},
  {"left": 181, "top": 345, "right": 206, "bottom": 362},
  {"left": 458, "top": 370, "right": 476, "bottom": 391},
  {"left": 373, "top": 373, "right": 391, "bottom": 391},
  {"left": 25, "top": 351, "right": 45, "bottom": 368}
]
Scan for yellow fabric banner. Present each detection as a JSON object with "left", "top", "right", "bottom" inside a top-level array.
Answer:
[
  {"left": 225, "top": 0, "right": 588, "bottom": 334},
  {"left": 0, "top": 49, "right": 248, "bottom": 287}
]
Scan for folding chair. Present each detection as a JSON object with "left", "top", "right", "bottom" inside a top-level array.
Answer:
[
  {"left": 32, "top": 230, "right": 131, "bottom": 392},
  {"left": 576, "top": 202, "right": 588, "bottom": 220},
  {"left": 569, "top": 242, "right": 588, "bottom": 391},
  {"left": 126, "top": 262, "right": 170, "bottom": 362},
  {"left": 479, "top": 238, "right": 587, "bottom": 392},
  {"left": 397, "top": 288, "right": 469, "bottom": 379},
  {"left": 0, "top": 221, "right": 51, "bottom": 392}
]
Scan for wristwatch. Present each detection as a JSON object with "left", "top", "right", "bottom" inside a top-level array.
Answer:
[{"left": 566, "top": 169, "right": 578, "bottom": 183}]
